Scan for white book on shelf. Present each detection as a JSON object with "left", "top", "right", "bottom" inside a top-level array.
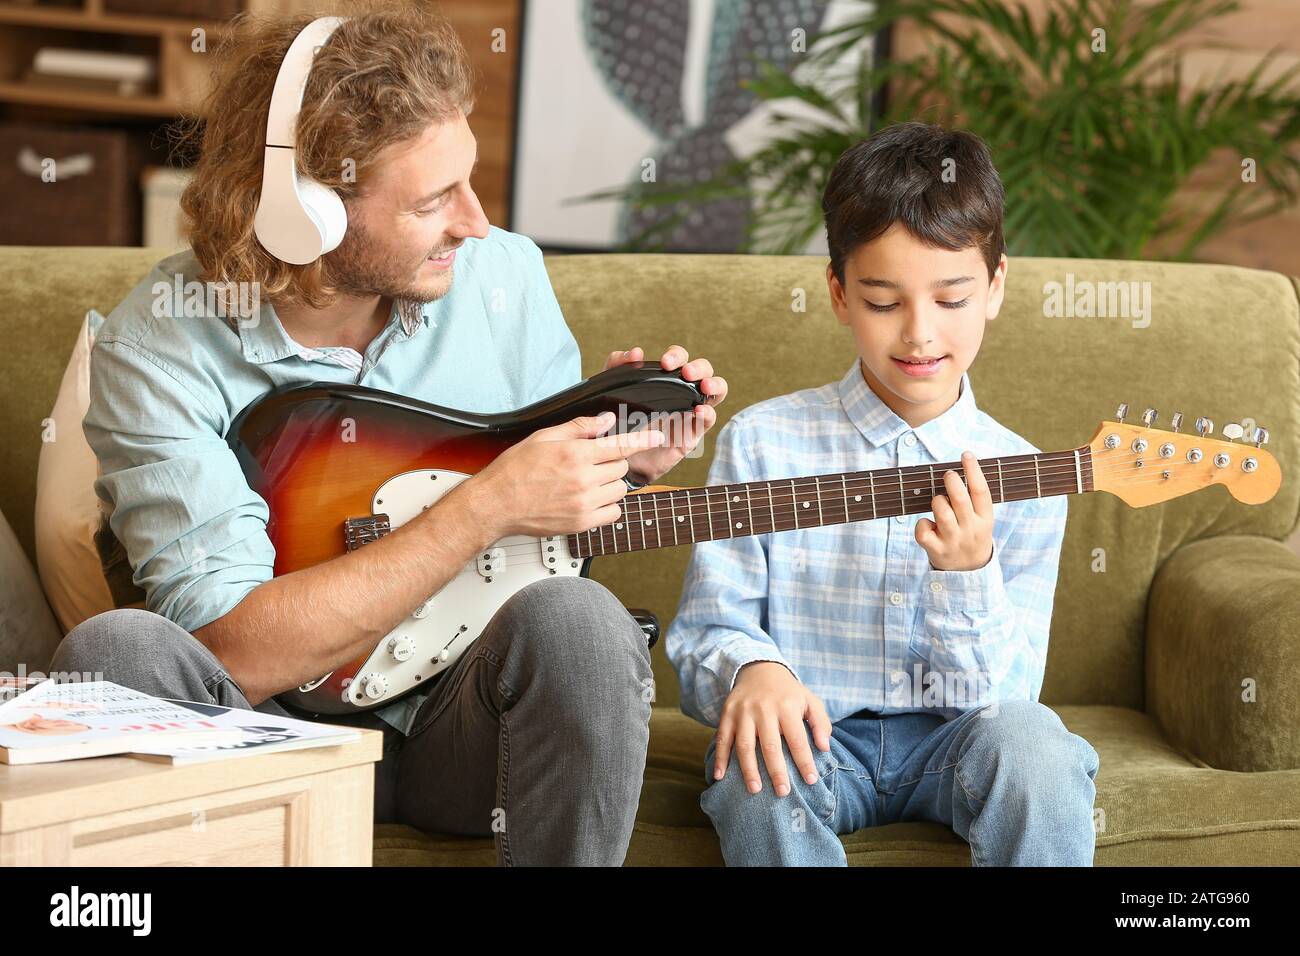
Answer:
[{"left": 32, "top": 47, "right": 157, "bottom": 83}]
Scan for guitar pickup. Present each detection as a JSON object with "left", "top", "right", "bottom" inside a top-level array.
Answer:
[
  {"left": 539, "top": 536, "right": 565, "bottom": 571},
  {"left": 476, "top": 546, "right": 506, "bottom": 578}
]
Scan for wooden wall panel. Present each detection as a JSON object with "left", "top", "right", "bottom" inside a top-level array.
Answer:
[{"left": 435, "top": 0, "right": 520, "bottom": 230}]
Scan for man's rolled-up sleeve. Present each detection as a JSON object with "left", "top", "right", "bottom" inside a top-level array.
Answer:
[{"left": 83, "top": 336, "right": 275, "bottom": 634}]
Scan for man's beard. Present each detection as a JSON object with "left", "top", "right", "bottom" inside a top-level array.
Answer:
[{"left": 325, "top": 219, "right": 453, "bottom": 309}]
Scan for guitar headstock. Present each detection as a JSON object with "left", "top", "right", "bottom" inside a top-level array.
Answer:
[{"left": 1087, "top": 404, "right": 1281, "bottom": 507}]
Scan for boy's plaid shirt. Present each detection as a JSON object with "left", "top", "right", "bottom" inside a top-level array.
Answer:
[{"left": 665, "top": 358, "right": 1069, "bottom": 727}]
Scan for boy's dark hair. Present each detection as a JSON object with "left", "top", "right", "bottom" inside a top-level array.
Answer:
[{"left": 821, "top": 122, "right": 1006, "bottom": 285}]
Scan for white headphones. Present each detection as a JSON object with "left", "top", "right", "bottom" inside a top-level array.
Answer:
[{"left": 253, "top": 16, "right": 349, "bottom": 265}]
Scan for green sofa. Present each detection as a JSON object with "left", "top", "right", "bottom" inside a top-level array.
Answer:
[{"left": 2, "top": 246, "right": 1299, "bottom": 866}]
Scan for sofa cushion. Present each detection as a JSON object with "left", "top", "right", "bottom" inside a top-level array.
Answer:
[
  {"left": 372, "top": 704, "right": 1300, "bottom": 866},
  {"left": 34, "top": 308, "right": 119, "bottom": 635},
  {"left": 0, "top": 505, "right": 62, "bottom": 675}
]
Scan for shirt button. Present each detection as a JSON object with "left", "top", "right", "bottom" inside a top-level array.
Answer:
[
  {"left": 929, "top": 581, "right": 943, "bottom": 593},
  {"left": 889, "top": 591, "right": 903, "bottom": 605},
  {"left": 904, "top": 434, "right": 917, "bottom": 446}
]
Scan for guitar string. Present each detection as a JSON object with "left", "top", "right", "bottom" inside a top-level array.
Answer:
[
  {"left": 359, "top": 450, "right": 1248, "bottom": 562},
  {"left": 578, "top": 452, "right": 1255, "bottom": 555},
  {"left": 351, "top": 443, "right": 1248, "bottom": 554},
  {"left": 415, "top": 448, "right": 1251, "bottom": 564}
]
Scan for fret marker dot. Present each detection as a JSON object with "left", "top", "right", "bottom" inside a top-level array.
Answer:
[
  {"left": 913, "top": 488, "right": 921, "bottom": 495},
  {"left": 645, "top": 519, "right": 652, "bottom": 525},
  {"left": 616, "top": 523, "right": 623, "bottom": 529},
  {"left": 854, "top": 495, "right": 862, "bottom": 502},
  {"left": 735, "top": 522, "right": 742, "bottom": 529},
  {"left": 802, "top": 501, "right": 810, "bottom": 508}
]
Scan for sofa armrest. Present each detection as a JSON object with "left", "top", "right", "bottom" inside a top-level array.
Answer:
[{"left": 1146, "top": 534, "right": 1300, "bottom": 772}]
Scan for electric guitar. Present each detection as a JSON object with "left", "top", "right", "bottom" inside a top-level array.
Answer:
[{"left": 225, "top": 363, "right": 1281, "bottom": 716}]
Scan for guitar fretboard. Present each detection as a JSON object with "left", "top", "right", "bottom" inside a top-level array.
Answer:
[{"left": 566, "top": 448, "right": 1092, "bottom": 559}]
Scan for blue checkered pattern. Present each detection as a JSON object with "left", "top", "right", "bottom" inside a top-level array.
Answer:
[{"left": 665, "top": 358, "right": 1070, "bottom": 726}]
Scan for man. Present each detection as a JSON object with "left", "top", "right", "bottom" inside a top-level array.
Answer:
[{"left": 49, "top": 5, "right": 727, "bottom": 866}]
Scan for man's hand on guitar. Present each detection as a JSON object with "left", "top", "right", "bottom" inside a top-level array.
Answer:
[
  {"left": 603, "top": 345, "right": 728, "bottom": 485},
  {"left": 461, "top": 411, "right": 666, "bottom": 540}
]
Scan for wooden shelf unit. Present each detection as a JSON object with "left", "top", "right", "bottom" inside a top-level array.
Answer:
[{"left": 0, "top": 0, "right": 287, "bottom": 118}]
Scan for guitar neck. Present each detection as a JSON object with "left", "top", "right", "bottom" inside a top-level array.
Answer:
[{"left": 567, "top": 447, "right": 1093, "bottom": 559}]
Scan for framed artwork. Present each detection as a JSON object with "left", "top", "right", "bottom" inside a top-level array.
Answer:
[{"left": 509, "top": 0, "right": 886, "bottom": 253}]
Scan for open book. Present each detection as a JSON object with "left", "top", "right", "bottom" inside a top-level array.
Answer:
[
  {"left": 0, "top": 681, "right": 242, "bottom": 765},
  {"left": 0, "top": 681, "right": 362, "bottom": 766},
  {"left": 129, "top": 699, "right": 361, "bottom": 765}
]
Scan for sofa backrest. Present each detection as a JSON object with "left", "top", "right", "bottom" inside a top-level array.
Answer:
[
  {"left": 1, "top": 246, "right": 1296, "bottom": 711},
  {"left": 544, "top": 254, "right": 1300, "bottom": 711}
]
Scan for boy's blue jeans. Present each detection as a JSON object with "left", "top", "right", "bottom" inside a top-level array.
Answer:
[{"left": 701, "top": 698, "right": 1100, "bottom": 866}]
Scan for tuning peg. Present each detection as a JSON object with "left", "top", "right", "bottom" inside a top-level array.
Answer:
[
  {"left": 1255, "top": 425, "right": 1269, "bottom": 448},
  {"left": 1195, "top": 416, "right": 1214, "bottom": 437},
  {"left": 1170, "top": 412, "right": 1183, "bottom": 433},
  {"left": 1222, "top": 422, "right": 1244, "bottom": 441},
  {"left": 1115, "top": 403, "right": 1129, "bottom": 423},
  {"left": 1141, "top": 407, "right": 1158, "bottom": 427}
]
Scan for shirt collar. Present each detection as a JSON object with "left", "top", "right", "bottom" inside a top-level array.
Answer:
[
  {"left": 836, "top": 357, "right": 979, "bottom": 460},
  {"left": 232, "top": 297, "right": 428, "bottom": 365}
]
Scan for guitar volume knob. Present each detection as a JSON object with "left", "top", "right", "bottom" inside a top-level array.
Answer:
[
  {"left": 362, "top": 672, "right": 389, "bottom": 700},
  {"left": 388, "top": 636, "right": 415, "bottom": 661}
]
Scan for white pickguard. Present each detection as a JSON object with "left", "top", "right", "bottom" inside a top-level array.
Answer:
[{"left": 334, "top": 469, "right": 583, "bottom": 711}]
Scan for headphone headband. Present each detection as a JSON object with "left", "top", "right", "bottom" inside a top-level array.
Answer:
[
  {"left": 254, "top": 15, "right": 350, "bottom": 265},
  {"left": 265, "top": 16, "right": 346, "bottom": 149}
]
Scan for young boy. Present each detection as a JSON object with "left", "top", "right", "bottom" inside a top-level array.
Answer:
[{"left": 665, "top": 123, "right": 1100, "bottom": 867}]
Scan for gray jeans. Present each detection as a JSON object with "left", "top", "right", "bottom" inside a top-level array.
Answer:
[{"left": 48, "top": 576, "right": 653, "bottom": 866}]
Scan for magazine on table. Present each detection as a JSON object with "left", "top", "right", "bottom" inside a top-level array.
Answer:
[
  {"left": 0, "top": 675, "right": 48, "bottom": 705},
  {"left": 0, "top": 680, "right": 242, "bottom": 765},
  {"left": 128, "top": 698, "right": 361, "bottom": 765}
]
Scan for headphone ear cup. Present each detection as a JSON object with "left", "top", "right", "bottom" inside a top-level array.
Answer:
[{"left": 296, "top": 177, "right": 348, "bottom": 254}]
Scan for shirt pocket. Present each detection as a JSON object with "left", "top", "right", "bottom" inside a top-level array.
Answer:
[{"left": 906, "top": 604, "right": 931, "bottom": 662}]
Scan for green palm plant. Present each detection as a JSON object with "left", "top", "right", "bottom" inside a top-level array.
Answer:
[{"left": 579, "top": 0, "right": 1300, "bottom": 260}]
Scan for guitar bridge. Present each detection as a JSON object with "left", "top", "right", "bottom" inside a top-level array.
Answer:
[{"left": 344, "top": 514, "right": 392, "bottom": 552}]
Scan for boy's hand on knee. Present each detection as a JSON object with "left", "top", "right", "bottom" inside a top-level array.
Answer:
[{"left": 714, "top": 662, "right": 832, "bottom": 797}]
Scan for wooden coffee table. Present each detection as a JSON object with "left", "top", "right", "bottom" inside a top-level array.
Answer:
[{"left": 0, "top": 729, "right": 383, "bottom": 866}]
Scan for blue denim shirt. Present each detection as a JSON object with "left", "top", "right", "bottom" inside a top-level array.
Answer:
[
  {"left": 83, "top": 226, "right": 582, "bottom": 734},
  {"left": 666, "top": 359, "right": 1070, "bottom": 727}
]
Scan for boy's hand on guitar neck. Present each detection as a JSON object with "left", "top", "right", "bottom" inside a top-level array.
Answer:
[
  {"left": 460, "top": 411, "right": 666, "bottom": 541},
  {"left": 916, "top": 451, "right": 995, "bottom": 572},
  {"left": 715, "top": 661, "right": 833, "bottom": 797},
  {"left": 603, "top": 345, "right": 728, "bottom": 485}
]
